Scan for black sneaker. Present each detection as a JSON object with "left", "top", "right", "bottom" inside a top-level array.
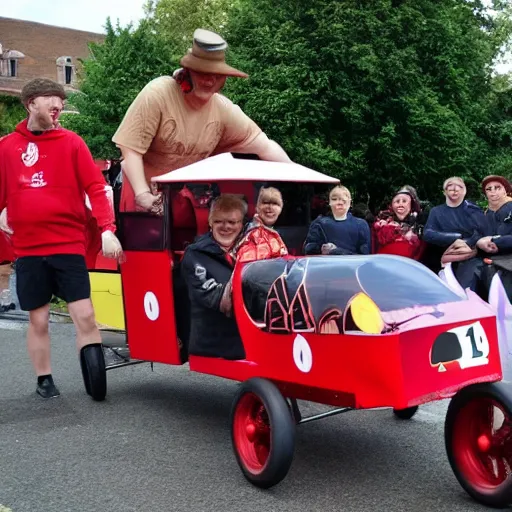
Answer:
[{"left": 36, "top": 377, "right": 60, "bottom": 399}]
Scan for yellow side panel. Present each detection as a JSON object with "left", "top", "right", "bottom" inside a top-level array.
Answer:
[{"left": 89, "top": 271, "right": 125, "bottom": 330}]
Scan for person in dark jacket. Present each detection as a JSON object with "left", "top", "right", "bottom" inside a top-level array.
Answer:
[
  {"left": 304, "top": 185, "right": 371, "bottom": 255},
  {"left": 423, "top": 177, "right": 485, "bottom": 290},
  {"left": 181, "top": 194, "right": 247, "bottom": 360},
  {"left": 476, "top": 175, "right": 512, "bottom": 299}
]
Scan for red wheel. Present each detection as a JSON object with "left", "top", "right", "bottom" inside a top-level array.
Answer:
[
  {"left": 445, "top": 383, "right": 512, "bottom": 508},
  {"left": 231, "top": 378, "right": 295, "bottom": 488}
]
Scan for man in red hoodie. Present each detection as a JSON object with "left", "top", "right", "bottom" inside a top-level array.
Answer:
[{"left": 0, "top": 78, "right": 123, "bottom": 399}]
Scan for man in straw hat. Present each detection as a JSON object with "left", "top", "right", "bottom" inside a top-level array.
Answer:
[
  {"left": 112, "top": 28, "right": 291, "bottom": 214},
  {"left": 0, "top": 78, "right": 123, "bottom": 399}
]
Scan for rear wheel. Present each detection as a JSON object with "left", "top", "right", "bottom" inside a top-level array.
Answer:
[
  {"left": 231, "top": 378, "right": 295, "bottom": 488},
  {"left": 445, "top": 383, "right": 512, "bottom": 508},
  {"left": 80, "top": 344, "right": 107, "bottom": 402},
  {"left": 393, "top": 406, "right": 419, "bottom": 420}
]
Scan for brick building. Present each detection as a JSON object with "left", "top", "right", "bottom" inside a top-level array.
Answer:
[{"left": 0, "top": 17, "right": 105, "bottom": 96}]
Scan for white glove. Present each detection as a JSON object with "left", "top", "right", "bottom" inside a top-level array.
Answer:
[
  {"left": 0, "top": 208, "right": 13, "bottom": 235},
  {"left": 101, "top": 230, "right": 124, "bottom": 261}
]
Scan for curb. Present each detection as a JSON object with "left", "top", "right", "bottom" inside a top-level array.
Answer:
[{"left": 0, "top": 310, "right": 73, "bottom": 323}]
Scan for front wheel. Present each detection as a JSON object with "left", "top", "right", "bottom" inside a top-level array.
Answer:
[
  {"left": 231, "top": 378, "right": 295, "bottom": 488},
  {"left": 445, "top": 382, "right": 512, "bottom": 508}
]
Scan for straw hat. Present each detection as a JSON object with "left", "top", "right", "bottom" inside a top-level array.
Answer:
[{"left": 180, "top": 29, "right": 248, "bottom": 78}]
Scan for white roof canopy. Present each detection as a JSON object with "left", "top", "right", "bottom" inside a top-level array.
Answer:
[{"left": 152, "top": 153, "right": 340, "bottom": 184}]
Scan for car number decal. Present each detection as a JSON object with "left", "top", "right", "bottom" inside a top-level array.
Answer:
[
  {"left": 293, "top": 334, "right": 313, "bottom": 373},
  {"left": 144, "top": 291, "right": 160, "bottom": 321},
  {"left": 430, "top": 321, "right": 489, "bottom": 372}
]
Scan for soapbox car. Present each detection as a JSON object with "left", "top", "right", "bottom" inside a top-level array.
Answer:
[{"left": 87, "top": 154, "right": 512, "bottom": 508}]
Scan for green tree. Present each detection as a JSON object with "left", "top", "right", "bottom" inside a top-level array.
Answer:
[
  {"left": 148, "top": 0, "right": 238, "bottom": 58},
  {"left": 0, "top": 95, "right": 25, "bottom": 137},
  {"left": 224, "top": 0, "right": 512, "bottom": 209},
  {"left": 62, "top": 17, "right": 175, "bottom": 158}
]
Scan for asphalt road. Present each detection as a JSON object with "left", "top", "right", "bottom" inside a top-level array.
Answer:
[{"left": 0, "top": 320, "right": 500, "bottom": 512}]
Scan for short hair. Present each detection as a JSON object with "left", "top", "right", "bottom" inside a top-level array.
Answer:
[
  {"left": 329, "top": 185, "right": 351, "bottom": 201},
  {"left": 209, "top": 194, "right": 247, "bottom": 223},
  {"left": 257, "top": 186, "right": 283, "bottom": 207},
  {"left": 20, "top": 78, "right": 66, "bottom": 107},
  {"left": 443, "top": 176, "right": 466, "bottom": 191}
]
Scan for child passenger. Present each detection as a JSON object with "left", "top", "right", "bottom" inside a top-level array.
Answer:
[{"left": 304, "top": 185, "right": 371, "bottom": 255}]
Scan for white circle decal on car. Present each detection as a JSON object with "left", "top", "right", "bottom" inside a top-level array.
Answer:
[
  {"left": 293, "top": 334, "right": 313, "bottom": 373},
  {"left": 144, "top": 291, "right": 159, "bottom": 321}
]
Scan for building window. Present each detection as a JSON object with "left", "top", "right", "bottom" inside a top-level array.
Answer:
[
  {"left": 65, "top": 64, "right": 72, "bottom": 84},
  {"left": 57, "top": 56, "right": 75, "bottom": 86},
  {"left": 0, "top": 45, "right": 24, "bottom": 77}
]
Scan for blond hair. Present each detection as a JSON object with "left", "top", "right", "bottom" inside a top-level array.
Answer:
[
  {"left": 209, "top": 194, "right": 248, "bottom": 223},
  {"left": 257, "top": 186, "right": 283, "bottom": 207},
  {"left": 443, "top": 177, "right": 466, "bottom": 191},
  {"left": 329, "top": 185, "right": 351, "bottom": 201}
]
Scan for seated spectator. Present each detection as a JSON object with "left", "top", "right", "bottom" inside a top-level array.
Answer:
[
  {"left": 181, "top": 194, "right": 247, "bottom": 360},
  {"left": 234, "top": 186, "right": 288, "bottom": 263},
  {"left": 423, "top": 176, "right": 485, "bottom": 289},
  {"left": 372, "top": 186, "right": 425, "bottom": 260},
  {"left": 304, "top": 185, "right": 371, "bottom": 255},
  {"left": 476, "top": 175, "right": 512, "bottom": 299}
]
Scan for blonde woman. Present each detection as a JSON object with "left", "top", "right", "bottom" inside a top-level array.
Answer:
[{"left": 234, "top": 186, "right": 288, "bottom": 263}]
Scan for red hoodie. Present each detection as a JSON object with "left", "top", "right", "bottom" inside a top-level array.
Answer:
[{"left": 0, "top": 120, "right": 116, "bottom": 258}]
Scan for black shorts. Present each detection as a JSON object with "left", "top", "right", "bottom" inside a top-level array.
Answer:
[{"left": 16, "top": 254, "right": 91, "bottom": 311}]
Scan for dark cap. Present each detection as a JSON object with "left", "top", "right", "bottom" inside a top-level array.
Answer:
[
  {"left": 481, "top": 175, "right": 512, "bottom": 195},
  {"left": 20, "top": 78, "right": 67, "bottom": 107}
]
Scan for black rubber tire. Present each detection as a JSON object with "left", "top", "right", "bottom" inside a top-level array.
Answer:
[
  {"left": 231, "top": 378, "right": 296, "bottom": 488},
  {"left": 445, "top": 382, "right": 512, "bottom": 508},
  {"left": 393, "top": 406, "right": 419, "bottom": 420},
  {"left": 80, "top": 344, "right": 107, "bottom": 402}
]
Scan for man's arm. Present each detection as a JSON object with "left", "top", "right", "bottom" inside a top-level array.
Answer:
[
  {"left": 75, "top": 138, "right": 123, "bottom": 260},
  {"left": 118, "top": 146, "right": 151, "bottom": 197},
  {"left": 303, "top": 220, "right": 325, "bottom": 255},
  {"left": 181, "top": 251, "right": 231, "bottom": 314},
  {"left": 215, "top": 98, "right": 292, "bottom": 163},
  {"left": 422, "top": 209, "right": 462, "bottom": 247},
  {"left": 232, "top": 132, "right": 292, "bottom": 163},
  {"left": 75, "top": 138, "right": 116, "bottom": 233},
  {"left": 112, "top": 78, "right": 167, "bottom": 210},
  {"left": 358, "top": 221, "right": 371, "bottom": 255},
  {"left": 0, "top": 138, "right": 12, "bottom": 235},
  {"left": 0, "top": 136, "right": 7, "bottom": 213}
]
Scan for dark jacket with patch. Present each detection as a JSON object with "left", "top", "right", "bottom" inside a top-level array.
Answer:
[
  {"left": 181, "top": 232, "right": 245, "bottom": 360},
  {"left": 482, "top": 201, "right": 512, "bottom": 254}
]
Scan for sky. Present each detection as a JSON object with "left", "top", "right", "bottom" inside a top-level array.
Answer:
[
  {"left": 0, "top": 0, "right": 146, "bottom": 34},
  {"left": 1, "top": 0, "right": 510, "bottom": 72}
]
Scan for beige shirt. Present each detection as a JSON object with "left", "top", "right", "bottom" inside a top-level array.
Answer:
[{"left": 112, "top": 76, "right": 262, "bottom": 183}]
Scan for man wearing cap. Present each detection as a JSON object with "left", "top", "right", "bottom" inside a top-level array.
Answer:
[
  {"left": 112, "top": 28, "right": 292, "bottom": 214},
  {"left": 474, "top": 175, "right": 512, "bottom": 300},
  {"left": 477, "top": 175, "right": 512, "bottom": 255},
  {"left": 423, "top": 176, "right": 485, "bottom": 288},
  {"left": 0, "top": 78, "right": 123, "bottom": 399}
]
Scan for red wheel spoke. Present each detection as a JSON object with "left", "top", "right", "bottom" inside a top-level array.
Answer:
[
  {"left": 452, "top": 396, "right": 512, "bottom": 491},
  {"left": 233, "top": 393, "right": 271, "bottom": 474}
]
